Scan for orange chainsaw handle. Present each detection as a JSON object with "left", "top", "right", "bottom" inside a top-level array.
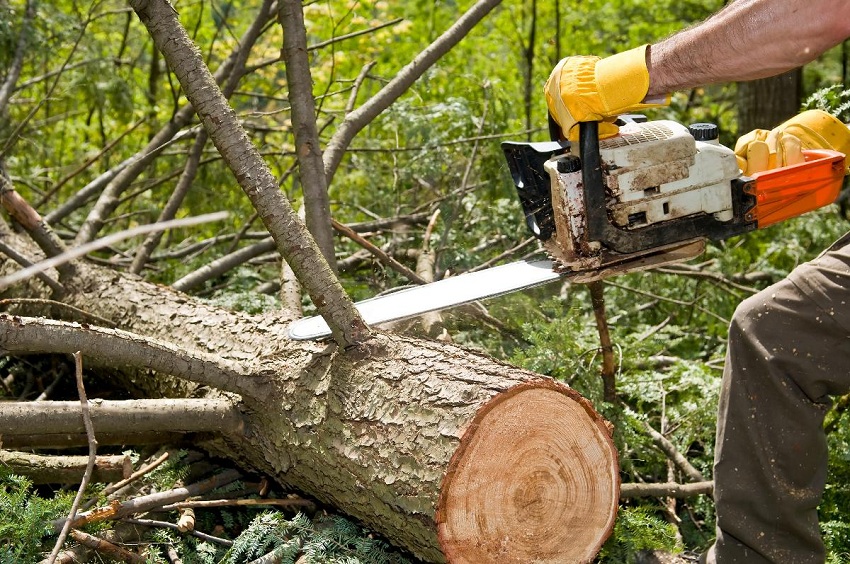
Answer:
[{"left": 745, "top": 149, "right": 846, "bottom": 227}]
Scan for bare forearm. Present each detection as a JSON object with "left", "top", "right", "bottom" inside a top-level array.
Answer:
[{"left": 647, "top": 0, "right": 850, "bottom": 97}]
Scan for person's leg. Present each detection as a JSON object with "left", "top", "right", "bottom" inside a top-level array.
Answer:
[{"left": 705, "top": 233, "right": 850, "bottom": 563}]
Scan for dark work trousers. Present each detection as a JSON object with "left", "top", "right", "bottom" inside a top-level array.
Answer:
[{"left": 703, "top": 231, "right": 850, "bottom": 564}]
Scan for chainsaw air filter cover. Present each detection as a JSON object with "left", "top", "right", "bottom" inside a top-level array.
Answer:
[{"left": 599, "top": 120, "right": 739, "bottom": 229}]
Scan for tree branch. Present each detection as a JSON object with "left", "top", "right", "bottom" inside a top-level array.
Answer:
[
  {"left": 0, "top": 213, "right": 228, "bottom": 292},
  {"left": 0, "top": 0, "right": 34, "bottom": 116},
  {"left": 130, "top": 130, "right": 209, "bottom": 274},
  {"left": 642, "top": 419, "right": 706, "bottom": 483},
  {"left": 331, "top": 219, "right": 427, "bottom": 285},
  {"left": 279, "top": 0, "right": 336, "bottom": 270},
  {"left": 66, "top": 530, "right": 144, "bottom": 564},
  {"left": 588, "top": 281, "right": 617, "bottom": 403},
  {"left": 0, "top": 173, "right": 73, "bottom": 278},
  {"left": 322, "top": 0, "right": 503, "bottom": 182},
  {"left": 0, "top": 451, "right": 130, "bottom": 484},
  {"left": 129, "top": 0, "right": 369, "bottom": 347},
  {"left": 0, "top": 316, "right": 264, "bottom": 398},
  {"left": 620, "top": 481, "right": 714, "bottom": 499},
  {"left": 73, "top": 2, "right": 275, "bottom": 245},
  {"left": 0, "top": 238, "right": 64, "bottom": 295},
  {"left": 52, "top": 469, "right": 242, "bottom": 532},
  {"left": 47, "top": 352, "right": 97, "bottom": 564},
  {"left": 171, "top": 237, "right": 276, "bottom": 292},
  {"left": 0, "top": 398, "right": 245, "bottom": 436}
]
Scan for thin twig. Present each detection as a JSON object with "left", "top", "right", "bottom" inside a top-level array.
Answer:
[
  {"left": 332, "top": 219, "right": 428, "bottom": 285},
  {"left": 130, "top": 130, "right": 210, "bottom": 274},
  {"left": 641, "top": 419, "right": 706, "bottom": 483},
  {"left": 0, "top": 239, "right": 64, "bottom": 294},
  {"left": 81, "top": 451, "right": 171, "bottom": 511},
  {"left": 68, "top": 529, "right": 144, "bottom": 563},
  {"left": 121, "top": 517, "right": 234, "bottom": 546},
  {"left": 47, "top": 352, "right": 97, "bottom": 564},
  {"left": 160, "top": 497, "right": 315, "bottom": 511},
  {"left": 34, "top": 367, "right": 65, "bottom": 401},
  {"left": 467, "top": 237, "right": 537, "bottom": 273},
  {"left": 606, "top": 279, "right": 730, "bottom": 325},
  {"left": 345, "top": 61, "right": 377, "bottom": 114},
  {"left": 588, "top": 281, "right": 617, "bottom": 403},
  {"left": 36, "top": 117, "right": 148, "bottom": 209},
  {"left": 0, "top": 212, "right": 228, "bottom": 291},
  {"left": 655, "top": 263, "right": 759, "bottom": 295},
  {"left": 53, "top": 469, "right": 242, "bottom": 532}
]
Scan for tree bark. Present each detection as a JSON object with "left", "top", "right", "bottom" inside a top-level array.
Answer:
[{"left": 0, "top": 231, "right": 618, "bottom": 563}]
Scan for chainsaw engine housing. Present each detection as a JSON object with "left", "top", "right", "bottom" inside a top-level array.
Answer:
[{"left": 503, "top": 119, "right": 757, "bottom": 278}]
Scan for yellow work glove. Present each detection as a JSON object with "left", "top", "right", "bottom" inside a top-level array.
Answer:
[
  {"left": 544, "top": 45, "right": 670, "bottom": 141},
  {"left": 735, "top": 110, "right": 850, "bottom": 175}
]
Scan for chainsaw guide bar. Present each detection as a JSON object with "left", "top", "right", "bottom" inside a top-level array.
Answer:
[{"left": 287, "top": 260, "right": 562, "bottom": 340}]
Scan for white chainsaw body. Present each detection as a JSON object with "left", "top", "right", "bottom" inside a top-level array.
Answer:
[{"left": 542, "top": 120, "right": 742, "bottom": 273}]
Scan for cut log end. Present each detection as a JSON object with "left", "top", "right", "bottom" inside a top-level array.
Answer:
[{"left": 436, "top": 380, "right": 619, "bottom": 563}]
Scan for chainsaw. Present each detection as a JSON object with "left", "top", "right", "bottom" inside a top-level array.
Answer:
[{"left": 289, "top": 116, "right": 845, "bottom": 340}]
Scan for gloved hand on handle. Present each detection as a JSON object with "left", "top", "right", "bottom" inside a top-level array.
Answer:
[
  {"left": 735, "top": 109, "right": 850, "bottom": 175},
  {"left": 544, "top": 45, "right": 670, "bottom": 141}
]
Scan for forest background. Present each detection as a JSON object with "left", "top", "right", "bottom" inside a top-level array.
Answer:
[{"left": 3, "top": 0, "right": 850, "bottom": 562}]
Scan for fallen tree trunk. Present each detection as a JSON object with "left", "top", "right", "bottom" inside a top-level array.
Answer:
[{"left": 0, "top": 237, "right": 619, "bottom": 563}]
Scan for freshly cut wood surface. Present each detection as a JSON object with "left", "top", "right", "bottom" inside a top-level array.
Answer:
[{"left": 436, "top": 381, "right": 619, "bottom": 563}]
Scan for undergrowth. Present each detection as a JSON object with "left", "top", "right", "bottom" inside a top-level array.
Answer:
[{"left": 0, "top": 430, "right": 412, "bottom": 563}]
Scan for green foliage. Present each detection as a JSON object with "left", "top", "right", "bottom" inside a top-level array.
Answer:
[
  {"left": 187, "top": 540, "right": 222, "bottom": 564},
  {"left": 821, "top": 421, "right": 850, "bottom": 559},
  {"left": 205, "top": 272, "right": 282, "bottom": 314},
  {"left": 599, "top": 506, "right": 683, "bottom": 563},
  {"left": 0, "top": 470, "right": 74, "bottom": 562},
  {"left": 147, "top": 449, "right": 191, "bottom": 491},
  {"left": 224, "top": 512, "right": 409, "bottom": 564},
  {"left": 803, "top": 84, "right": 850, "bottom": 122}
]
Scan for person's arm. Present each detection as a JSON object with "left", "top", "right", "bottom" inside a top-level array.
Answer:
[{"left": 647, "top": 0, "right": 850, "bottom": 97}]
